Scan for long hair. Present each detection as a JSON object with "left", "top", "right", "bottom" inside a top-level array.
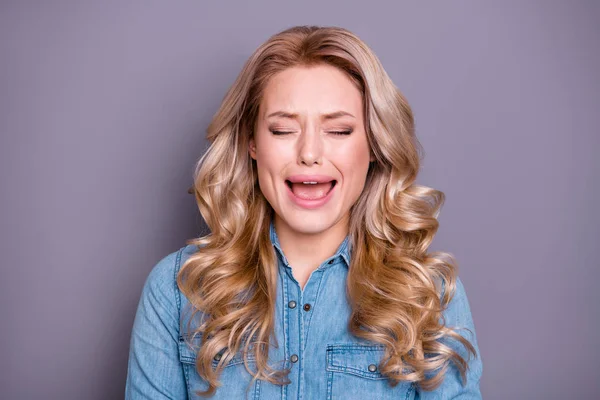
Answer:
[{"left": 177, "top": 25, "right": 477, "bottom": 396}]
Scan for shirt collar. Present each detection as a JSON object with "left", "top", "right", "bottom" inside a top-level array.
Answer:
[{"left": 269, "top": 217, "right": 352, "bottom": 268}]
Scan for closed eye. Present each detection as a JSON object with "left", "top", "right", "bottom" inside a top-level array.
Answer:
[
  {"left": 270, "top": 130, "right": 353, "bottom": 136},
  {"left": 270, "top": 130, "right": 294, "bottom": 135},
  {"left": 329, "top": 130, "right": 352, "bottom": 135}
]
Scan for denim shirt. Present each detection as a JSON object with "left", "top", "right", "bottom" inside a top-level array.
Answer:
[{"left": 126, "top": 221, "right": 483, "bottom": 399}]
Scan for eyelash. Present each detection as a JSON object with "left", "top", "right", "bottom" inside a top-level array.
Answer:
[{"left": 270, "top": 130, "right": 353, "bottom": 136}]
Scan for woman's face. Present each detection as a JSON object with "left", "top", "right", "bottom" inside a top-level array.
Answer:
[{"left": 249, "top": 64, "right": 374, "bottom": 236}]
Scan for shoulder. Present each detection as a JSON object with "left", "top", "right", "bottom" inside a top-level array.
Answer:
[
  {"left": 126, "top": 245, "right": 200, "bottom": 398},
  {"left": 145, "top": 244, "right": 199, "bottom": 282},
  {"left": 438, "top": 275, "right": 481, "bottom": 371},
  {"left": 140, "top": 244, "right": 200, "bottom": 310},
  {"left": 441, "top": 277, "right": 473, "bottom": 325}
]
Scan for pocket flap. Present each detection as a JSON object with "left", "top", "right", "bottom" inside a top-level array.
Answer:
[
  {"left": 326, "top": 343, "right": 388, "bottom": 380},
  {"left": 178, "top": 334, "right": 256, "bottom": 368}
]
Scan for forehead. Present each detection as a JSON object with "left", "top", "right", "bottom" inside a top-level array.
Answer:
[{"left": 259, "top": 64, "right": 363, "bottom": 119}]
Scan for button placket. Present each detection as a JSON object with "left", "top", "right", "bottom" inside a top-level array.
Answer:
[
  {"left": 284, "top": 266, "right": 302, "bottom": 384},
  {"left": 298, "top": 267, "right": 329, "bottom": 356}
]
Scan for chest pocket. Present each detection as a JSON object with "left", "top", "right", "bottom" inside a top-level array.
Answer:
[
  {"left": 178, "top": 335, "right": 261, "bottom": 400},
  {"left": 326, "top": 344, "right": 416, "bottom": 400}
]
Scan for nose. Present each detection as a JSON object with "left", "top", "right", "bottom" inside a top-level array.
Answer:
[{"left": 297, "top": 127, "right": 323, "bottom": 166}]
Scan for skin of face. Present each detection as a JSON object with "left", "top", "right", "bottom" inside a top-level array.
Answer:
[{"left": 249, "top": 64, "right": 374, "bottom": 244}]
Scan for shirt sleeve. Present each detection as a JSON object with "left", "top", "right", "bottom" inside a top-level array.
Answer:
[
  {"left": 125, "top": 248, "right": 188, "bottom": 400},
  {"left": 417, "top": 277, "right": 484, "bottom": 399}
]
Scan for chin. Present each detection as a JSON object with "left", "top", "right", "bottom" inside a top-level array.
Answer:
[{"left": 277, "top": 210, "right": 339, "bottom": 235}]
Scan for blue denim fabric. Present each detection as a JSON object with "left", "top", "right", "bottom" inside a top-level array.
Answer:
[{"left": 126, "top": 220, "right": 483, "bottom": 399}]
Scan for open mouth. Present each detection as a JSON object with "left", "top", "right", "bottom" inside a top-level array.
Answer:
[{"left": 285, "top": 179, "right": 337, "bottom": 200}]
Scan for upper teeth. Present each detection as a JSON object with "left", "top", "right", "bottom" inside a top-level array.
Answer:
[{"left": 302, "top": 181, "right": 318, "bottom": 184}]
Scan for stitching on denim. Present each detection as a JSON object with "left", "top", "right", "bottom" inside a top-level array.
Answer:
[
  {"left": 281, "top": 375, "right": 287, "bottom": 400},
  {"left": 325, "top": 344, "right": 387, "bottom": 380},
  {"left": 281, "top": 268, "right": 290, "bottom": 370},
  {"left": 179, "top": 335, "right": 200, "bottom": 365},
  {"left": 301, "top": 268, "right": 326, "bottom": 353},
  {"left": 253, "top": 378, "right": 261, "bottom": 400},
  {"left": 405, "top": 382, "right": 415, "bottom": 400},
  {"left": 338, "top": 236, "right": 351, "bottom": 267},
  {"left": 326, "top": 343, "right": 386, "bottom": 352},
  {"left": 174, "top": 246, "right": 187, "bottom": 365},
  {"left": 326, "top": 345, "right": 414, "bottom": 397},
  {"left": 174, "top": 246, "right": 184, "bottom": 344},
  {"left": 295, "top": 273, "right": 304, "bottom": 399},
  {"left": 174, "top": 246, "right": 184, "bottom": 314},
  {"left": 326, "top": 370, "right": 334, "bottom": 400},
  {"left": 181, "top": 364, "right": 192, "bottom": 399},
  {"left": 327, "top": 368, "right": 387, "bottom": 380},
  {"left": 279, "top": 265, "right": 290, "bottom": 400}
]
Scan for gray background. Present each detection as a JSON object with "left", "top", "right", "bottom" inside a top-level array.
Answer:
[{"left": 1, "top": 1, "right": 598, "bottom": 399}]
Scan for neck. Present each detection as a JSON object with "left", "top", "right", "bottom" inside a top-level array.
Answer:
[{"left": 274, "top": 213, "right": 349, "bottom": 272}]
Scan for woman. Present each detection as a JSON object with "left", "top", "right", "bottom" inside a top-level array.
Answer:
[{"left": 126, "top": 25, "right": 482, "bottom": 399}]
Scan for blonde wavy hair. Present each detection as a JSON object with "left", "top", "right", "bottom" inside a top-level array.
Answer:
[{"left": 178, "top": 25, "right": 477, "bottom": 397}]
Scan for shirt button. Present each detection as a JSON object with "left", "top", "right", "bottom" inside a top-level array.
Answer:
[
  {"left": 290, "top": 354, "right": 299, "bottom": 363},
  {"left": 303, "top": 303, "right": 311, "bottom": 311},
  {"left": 288, "top": 300, "right": 297, "bottom": 309},
  {"left": 328, "top": 259, "right": 334, "bottom": 264},
  {"left": 368, "top": 364, "right": 377, "bottom": 372}
]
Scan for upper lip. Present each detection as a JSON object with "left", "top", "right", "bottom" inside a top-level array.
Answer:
[{"left": 286, "top": 174, "right": 336, "bottom": 183}]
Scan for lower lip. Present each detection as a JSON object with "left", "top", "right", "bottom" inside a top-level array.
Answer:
[{"left": 285, "top": 182, "right": 336, "bottom": 209}]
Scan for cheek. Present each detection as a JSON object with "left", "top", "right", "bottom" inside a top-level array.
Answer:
[
  {"left": 338, "top": 143, "right": 371, "bottom": 191},
  {"left": 256, "top": 135, "right": 285, "bottom": 160},
  {"left": 342, "top": 161, "right": 369, "bottom": 189},
  {"left": 339, "top": 138, "right": 371, "bottom": 168},
  {"left": 254, "top": 146, "right": 288, "bottom": 194},
  {"left": 256, "top": 148, "right": 284, "bottom": 174},
  {"left": 255, "top": 139, "right": 296, "bottom": 177}
]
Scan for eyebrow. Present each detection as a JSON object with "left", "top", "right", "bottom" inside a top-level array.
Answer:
[{"left": 265, "top": 110, "right": 355, "bottom": 121}]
